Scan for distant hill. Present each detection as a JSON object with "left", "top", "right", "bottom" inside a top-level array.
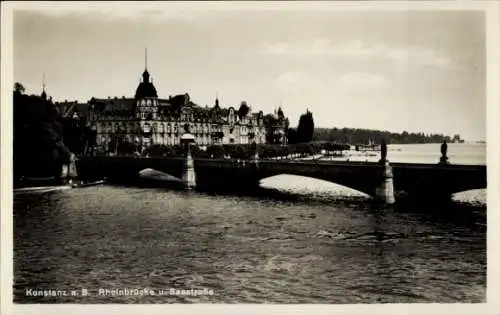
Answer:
[{"left": 311, "top": 127, "right": 460, "bottom": 145}]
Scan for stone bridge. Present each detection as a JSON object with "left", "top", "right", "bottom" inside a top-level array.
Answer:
[{"left": 75, "top": 156, "right": 486, "bottom": 203}]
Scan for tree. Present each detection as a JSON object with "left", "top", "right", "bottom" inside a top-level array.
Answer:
[
  {"left": 263, "top": 114, "right": 278, "bottom": 144},
  {"left": 117, "top": 141, "right": 136, "bottom": 155},
  {"left": 238, "top": 101, "right": 250, "bottom": 119},
  {"left": 13, "top": 86, "right": 71, "bottom": 180},
  {"left": 62, "top": 116, "right": 92, "bottom": 155},
  {"left": 277, "top": 107, "right": 284, "bottom": 120},
  {"left": 14, "top": 82, "right": 25, "bottom": 94},
  {"left": 296, "top": 110, "right": 314, "bottom": 143},
  {"left": 206, "top": 145, "right": 225, "bottom": 158},
  {"left": 287, "top": 128, "right": 298, "bottom": 144}
]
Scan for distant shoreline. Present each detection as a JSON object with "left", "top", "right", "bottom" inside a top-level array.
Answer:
[{"left": 387, "top": 142, "right": 485, "bottom": 145}]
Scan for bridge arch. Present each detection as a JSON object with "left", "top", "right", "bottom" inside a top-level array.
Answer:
[
  {"left": 451, "top": 189, "right": 486, "bottom": 206},
  {"left": 255, "top": 161, "right": 384, "bottom": 197},
  {"left": 259, "top": 174, "right": 371, "bottom": 198},
  {"left": 391, "top": 164, "right": 487, "bottom": 197}
]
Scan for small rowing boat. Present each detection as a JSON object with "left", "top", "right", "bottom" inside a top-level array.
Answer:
[{"left": 72, "top": 179, "right": 106, "bottom": 188}]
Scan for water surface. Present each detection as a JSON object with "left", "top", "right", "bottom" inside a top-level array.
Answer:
[{"left": 14, "top": 184, "right": 486, "bottom": 303}]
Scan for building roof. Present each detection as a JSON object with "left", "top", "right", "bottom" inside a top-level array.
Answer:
[
  {"left": 84, "top": 90, "right": 268, "bottom": 123},
  {"left": 135, "top": 69, "right": 158, "bottom": 98},
  {"left": 135, "top": 81, "right": 158, "bottom": 99},
  {"left": 55, "top": 100, "right": 90, "bottom": 118},
  {"left": 90, "top": 97, "right": 136, "bottom": 116}
]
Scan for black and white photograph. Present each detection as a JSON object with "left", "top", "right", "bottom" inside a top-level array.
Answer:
[{"left": 1, "top": 0, "right": 499, "bottom": 313}]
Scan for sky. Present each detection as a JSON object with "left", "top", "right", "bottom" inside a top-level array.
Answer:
[{"left": 13, "top": 5, "right": 486, "bottom": 141}]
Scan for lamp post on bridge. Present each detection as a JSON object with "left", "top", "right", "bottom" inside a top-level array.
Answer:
[
  {"left": 379, "top": 140, "right": 388, "bottom": 164},
  {"left": 251, "top": 140, "right": 260, "bottom": 166}
]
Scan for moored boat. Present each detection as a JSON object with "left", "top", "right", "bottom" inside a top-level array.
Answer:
[{"left": 72, "top": 179, "right": 106, "bottom": 188}]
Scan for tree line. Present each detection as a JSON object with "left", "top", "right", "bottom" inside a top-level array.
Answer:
[
  {"left": 141, "top": 142, "right": 350, "bottom": 159},
  {"left": 285, "top": 109, "right": 460, "bottom": 145},
  {"left": 311, "top": 127, "right": 461, "bottom": 144}
]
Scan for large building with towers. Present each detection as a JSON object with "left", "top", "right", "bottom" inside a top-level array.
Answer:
[{"left": 56, "top": 54, "right": 288, "bottom": 153}]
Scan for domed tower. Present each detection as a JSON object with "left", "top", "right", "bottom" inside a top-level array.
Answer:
[
  {"left": 135, "top": 48, "right": 159, "bottom": 121},
  {"left": 135, "top": 69, "right": 158, "bottom": 99},
  {"left": 135, "top": 48, "right": 158, "bottom": 99},
  {"left": 135, "top": 48, "right": 159, "bottom": 151}
]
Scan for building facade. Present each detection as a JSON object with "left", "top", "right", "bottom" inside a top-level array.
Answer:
[{"left": 83, "top": 66, "right": 288, "bottom": 153}]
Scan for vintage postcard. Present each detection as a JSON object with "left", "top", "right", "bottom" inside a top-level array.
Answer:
[{"left": 1, "top": 1, "right": 499, "bottom": 315}]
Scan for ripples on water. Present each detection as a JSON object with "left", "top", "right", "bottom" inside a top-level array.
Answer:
[{"left": 13, "top": 178, "right": 486, "bottom": 304}]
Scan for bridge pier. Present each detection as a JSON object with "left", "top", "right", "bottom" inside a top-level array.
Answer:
[
  {"left": 182, "top": 144, "right": 196, "bottom": 190},
  {"left": 374, "top": 140, "right": 395, "bottom": 205},
  {"left": 61, "top": 153, "right": 78, "bottom": 185},
  {"left": 252, "top": 143, "right": 260, "bottom": 167},
  {"left": 181, "top": 132, "right": 197, "bottom": 190},
  {"left": 375, "top": 161, "right": 395, "bottom": 205}
]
